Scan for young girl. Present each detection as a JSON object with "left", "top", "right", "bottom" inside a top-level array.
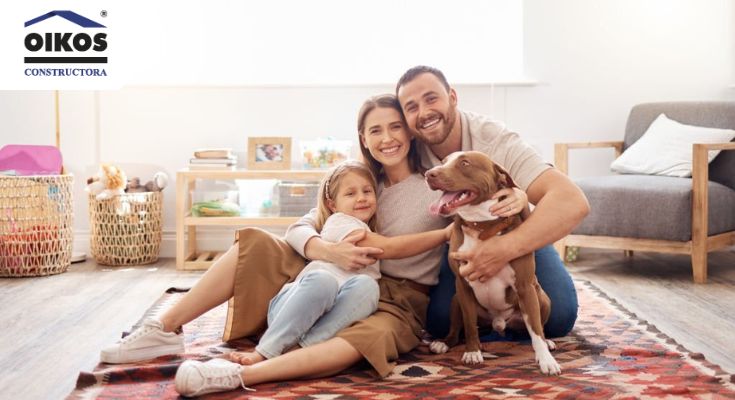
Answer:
[{"left": 231, "top": 159, "right": 452, "bottom": 366}]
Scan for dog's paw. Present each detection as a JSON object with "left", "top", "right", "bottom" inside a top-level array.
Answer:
[
  {"left": 429, "top": 341, "right": 449, "bottom": 354},
  {"left": 545, "top": 339, "right": 556, "bottom": 351},
  {"left": 461, "top": 350, "right": 484, "bottom": 364},
  {"left": 537, "top": 353, "right": 562, "bottom": 375}
]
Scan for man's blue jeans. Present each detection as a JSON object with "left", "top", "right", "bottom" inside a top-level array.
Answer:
[{"left": 426, "top": 245, "right": 578, "bottom": 341}]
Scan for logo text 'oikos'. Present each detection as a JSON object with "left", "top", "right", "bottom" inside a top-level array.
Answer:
[{"left": 24, "top": 10, "right": 107, "bottom": 64}]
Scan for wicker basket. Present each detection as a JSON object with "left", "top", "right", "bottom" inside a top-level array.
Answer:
[
  {"left": 89, "top": 192, "right": 163, "bottom": 266},
  {"left": 0, "top": 175, "right": 74, "bottom": 277}
]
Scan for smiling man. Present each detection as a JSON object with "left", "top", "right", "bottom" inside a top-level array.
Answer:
[{"left": 396, "top": 65, "right": 589, "bottom": 339}]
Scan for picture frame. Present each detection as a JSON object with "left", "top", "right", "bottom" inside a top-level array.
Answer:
[{"left": 247, "top": 136, "right": 292, "bottom": 170}]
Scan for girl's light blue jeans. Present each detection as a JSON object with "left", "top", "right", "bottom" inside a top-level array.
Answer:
[
  {"left": 256, "top": 270, "right": 379, "bottom": 359},
  {"left": 426, "top": 245, "right": 579, "bottom": 341}
]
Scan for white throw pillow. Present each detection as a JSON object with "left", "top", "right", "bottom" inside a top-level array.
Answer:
[{"left": 610, "top": 113, "right": 735, "bottom": 177}]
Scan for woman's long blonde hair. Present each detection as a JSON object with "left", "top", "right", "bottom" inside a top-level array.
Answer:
[{"left": 315, "top": 160, "right": 378, "bottom": 232}]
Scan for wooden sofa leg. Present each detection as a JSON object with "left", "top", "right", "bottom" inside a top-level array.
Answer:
[
  {"left": 624, "top": 250, "right": 633, "bottom": 257},
  {"left": 691, "top": 246, "right": 707, "bottom": 284}
]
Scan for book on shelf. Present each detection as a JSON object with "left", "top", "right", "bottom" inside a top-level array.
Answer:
[
  {"left": 189, "top": 157, "right": 236, "bottom": 165},
  {"left": 194, "top": 148, "right": 233, "bottom": 159},
  {"left": 187, "top": 164, "right": 237, "bottom": 170}
]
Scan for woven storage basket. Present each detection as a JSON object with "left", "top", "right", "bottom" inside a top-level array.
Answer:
[
  {"left": 0, "top": 175, "right": 74, "bottom": 277},
  {"left": 89, "top": 192, "right": 163, "bottom": 265}
]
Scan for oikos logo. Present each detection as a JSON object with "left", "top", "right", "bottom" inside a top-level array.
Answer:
[
  {"left": 24, "top": 10, "right": 108, "bottom": 73},
  {"left": 25, "top": 31, "right": 107, "bottom": 56}
]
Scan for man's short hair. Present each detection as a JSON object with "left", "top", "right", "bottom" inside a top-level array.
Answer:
[{"left": 395, "top": 65, "right": 450, "bottom": 95}]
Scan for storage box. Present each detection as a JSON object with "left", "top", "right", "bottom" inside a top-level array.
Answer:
[
  {"left": 277, "top": 181, "right": 319, "bottom": 216},
  {"left": 191, "top": 190, "right": 241, "bottom": 217},
  {"left": 238, "top": 180, "right": 279, "bottom": 217}
]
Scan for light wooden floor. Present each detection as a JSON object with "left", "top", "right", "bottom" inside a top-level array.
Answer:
[
  {"left": 566, "top": 248, "right": 735, "bottom": 376},
  {"left": 0, "top": 258, "right": 201, "bottom": 400},
  {"left": 0, "top": 250, "right": 733, "bottom": 400}
]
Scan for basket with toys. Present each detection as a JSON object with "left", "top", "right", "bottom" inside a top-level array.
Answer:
[
  {"left": 0, "top": 175, "right": 74, "bottom": 276},
  {"left": 0, "top": 145, "right": 74, "bottom": 277},
  {"left": 87, "top": 165, "right": 167, "bottom": 266}
]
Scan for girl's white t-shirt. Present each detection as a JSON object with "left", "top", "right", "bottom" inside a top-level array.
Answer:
[{"left": 291, "top": 212, "right": 380, "bottom": 287}]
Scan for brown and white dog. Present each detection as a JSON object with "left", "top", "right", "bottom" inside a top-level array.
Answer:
[{"left": 425, "top": 151, "right": 561, "bottom": 375}]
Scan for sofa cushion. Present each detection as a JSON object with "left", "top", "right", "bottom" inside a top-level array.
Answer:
[
  {"left": 623, "top": 102, "right": 735, "bottom": 191},
  {"left": 572, "top": 175, "right": 735, "bottom": 241},
  {"left": 612, "top": 113, "right": 735, "bottom": 177}
]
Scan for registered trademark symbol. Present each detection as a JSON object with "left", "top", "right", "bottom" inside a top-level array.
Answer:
[{"left": 100, "top": 10, "right": 107, "bottom": 17}]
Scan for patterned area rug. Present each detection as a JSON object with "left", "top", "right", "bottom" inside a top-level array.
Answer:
[{"left": 68, "top": 281, "right": 735, "bottom": 399}]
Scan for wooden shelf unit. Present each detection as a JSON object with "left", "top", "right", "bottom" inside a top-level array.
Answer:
[{"left": 176, "top": 168, "right": 326, "bottom": 270}]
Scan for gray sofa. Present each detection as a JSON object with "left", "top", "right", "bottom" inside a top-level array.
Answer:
[{"left": 555, "top": 102, "right": 735, "bottom": 283}]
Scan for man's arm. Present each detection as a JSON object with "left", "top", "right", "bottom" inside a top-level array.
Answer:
[
  {"left": 285, "top": 209, "right": 383, "bottom": 270},
  {"left": 452, "top": 168, "right": 589, "bottom": 282}
]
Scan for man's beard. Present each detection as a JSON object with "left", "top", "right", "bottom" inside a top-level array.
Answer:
[{"left": 414, "top": 107, "right": 457, "bottom": 145}]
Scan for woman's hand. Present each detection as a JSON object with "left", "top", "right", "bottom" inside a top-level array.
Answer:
[
  {"left": 489, "top": 187, "right": 528, "bottom": 218},
  {"left": 325, "top": 229, "right": 383, "bottom": 271}
]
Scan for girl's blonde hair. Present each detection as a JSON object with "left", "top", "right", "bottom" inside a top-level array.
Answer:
[
  {"left": 315, "top": 160, "right": 378, "bottom": 232},
  {"left": 357, "top": 94, "right": 423, "bottom": 181}
]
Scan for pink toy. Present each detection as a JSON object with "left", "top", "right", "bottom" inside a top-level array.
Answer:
[{"left": 0, "top": 144, "right": 63, "bottom": 175}]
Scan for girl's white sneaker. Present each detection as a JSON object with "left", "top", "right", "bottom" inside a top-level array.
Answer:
[
  {"left": 175, "top": 358, "right": 253, "bottom": 397},
  {"left": 100, "top": 318, "right": 184, "bottom": 364}
]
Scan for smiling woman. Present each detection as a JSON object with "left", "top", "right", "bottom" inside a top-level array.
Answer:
[{"left": 122, "top": 0, "right": 524, "bottom": 86}]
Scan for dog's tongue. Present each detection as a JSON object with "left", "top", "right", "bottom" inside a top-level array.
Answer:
[{"left": 429, "top": 191, "right": 462, "bottom": 216}]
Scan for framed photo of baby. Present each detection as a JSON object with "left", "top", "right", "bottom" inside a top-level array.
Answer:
[{"left": 247, "top": 137, "right": 292, "bottom": 170}]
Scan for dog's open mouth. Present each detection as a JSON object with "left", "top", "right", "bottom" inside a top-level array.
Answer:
[{"left": 430, "top": 190, "right": 479, "bottom": 216}]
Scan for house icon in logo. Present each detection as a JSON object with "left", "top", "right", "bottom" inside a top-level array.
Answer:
[{"left": 25, "top": 10, "right": 105, "bottom": 28}]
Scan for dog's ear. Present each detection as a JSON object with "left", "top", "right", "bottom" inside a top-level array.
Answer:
[{"left": 493, "top": 163, "right": 518, "bottom": 189}]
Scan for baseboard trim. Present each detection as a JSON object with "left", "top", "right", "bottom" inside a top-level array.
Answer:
[{"left": 73, "top": 227, "right": 288, "bottom": 258}]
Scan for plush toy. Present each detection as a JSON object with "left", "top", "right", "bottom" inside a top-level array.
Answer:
[
  {"left": 144, "top": 172, "right": 169, "bottom": 192},
  {"left": 86, "top": 164, "right": 127, "bottom": 200},
  {"left": 125, "top": 177, "right": 147, "bottom": 193},
  {"left": 124, "top": 172, "right": 169, "bottom": 193}
]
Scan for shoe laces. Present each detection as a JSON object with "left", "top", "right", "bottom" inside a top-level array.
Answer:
[
  {"left": 203, "top": 363, "right": 254, "bottom": 392},
  {"left": 120, "top": 320, "right": 158, "bottom": 344}
]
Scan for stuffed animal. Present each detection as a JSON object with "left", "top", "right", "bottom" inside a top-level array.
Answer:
[
  {"left": 144, "top": 172, "right": 168, "bottom": 192},
  {"left": 124, "top": 172, "right": 169, "bottom": 193},
  {"left": 86, "top": 164, "right": 127, "bottom": 200},
  {"left": 125, "top": 177, "right": 147, "bottom": 193}
]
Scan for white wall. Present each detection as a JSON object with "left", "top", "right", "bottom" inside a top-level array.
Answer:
[
  {"left": 517, "top": 0, "right": 735, "bottom": 177},
  {"left": 1, "top": 0, "right": 733, "bottom": 257}
]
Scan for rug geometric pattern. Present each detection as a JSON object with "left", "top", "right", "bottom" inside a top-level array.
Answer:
[{"left": 68, "top": 281, "right": 735, "bottom": 399}]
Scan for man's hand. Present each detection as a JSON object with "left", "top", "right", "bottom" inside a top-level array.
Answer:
[
  {"left": 450, "top": 234, "right": 519, "bottom": 282},
  {"left": 443, "top": 222, "right": 455, "bottom": 241},
  {"left": 489, "top": 187, "right": 528, "bottom": 218},
  {"left": 326, "top": 229, "right": 383, "bottom": 271}
]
